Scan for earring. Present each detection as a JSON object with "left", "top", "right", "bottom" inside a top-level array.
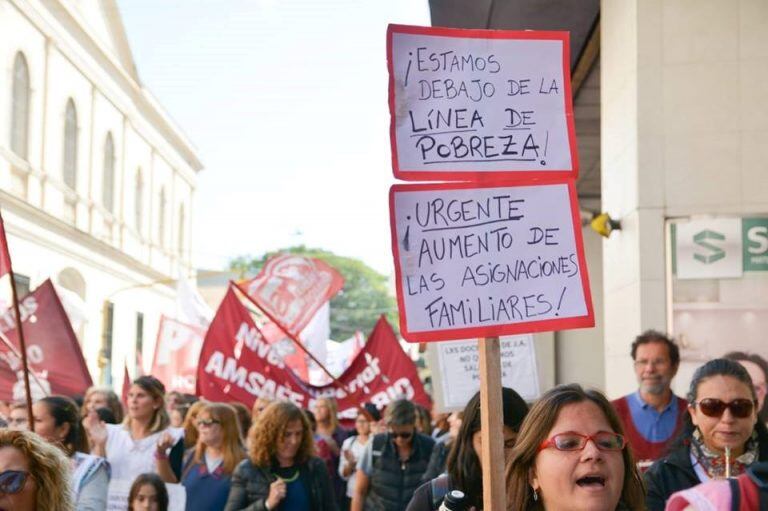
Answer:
[{"left": 533, "top": 488, "right": 539, "bottom": 502}]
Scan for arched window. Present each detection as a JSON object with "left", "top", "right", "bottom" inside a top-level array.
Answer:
[
  {"left": 135, "top": 168, "right": 143, "bottom": 234},
  {"left": 158, "top": 187, "right": 166, "bottom": 247},
  {"left": 62, "top": 99, "right": 77, "bottom": 190},
  {"left": 178, "top": 204, "right": 185, "bottom": 256},
  {"left": 102, "top": 133, "right": 115, "bottom": 213},
  {"left": 10, "top": 52, "right": 30, "bottom": 159}
]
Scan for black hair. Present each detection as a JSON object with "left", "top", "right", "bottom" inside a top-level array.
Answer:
[
  {"left": 446, "top": 387, "right": 529, "bottom": 508},
  {"left": 38, "top": 395, "right": 88, "bottom": 455},
  {"left": 95, "top": 406, "right": 117, "bottom": 424},
  {"left": 630, "top": 329, "right": 680, "bottom": 366},
  {"left": 723, "top": 351, "right": 768, "bottom": 422},
  {"left": 128, "top": 473, "right": 169, "bottom": 511},
  {"left": 673, "top": 358, "right": 766, "bottom": 449}
]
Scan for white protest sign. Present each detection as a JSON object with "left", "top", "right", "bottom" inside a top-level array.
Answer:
[
  {"left": 387, "top": 24, "right": 577, "bottom": 180},
  {"left": 390, "top": 179, "right": 593, "bottom": 342},
  {"left": 107, "top": 480, "right": 186, "bottom": 511},
  {"left": 428, "top": 334, "right": 540, "bottom": 411}
]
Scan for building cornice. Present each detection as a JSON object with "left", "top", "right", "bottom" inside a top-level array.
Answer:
[
  {"left": 12, "top": 0, "right": 204, "bottom": 175},
  {"left": 0, "top": 190, "right": 176, "bottom": 287}
]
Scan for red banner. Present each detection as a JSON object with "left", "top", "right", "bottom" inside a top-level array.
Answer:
[
  {"left": 150, "top": 316, "right": 206, "bottom": 394},
  {"left": 196, "top": 286, "right": 430, "bottom": 419},
  {"left": 0, "top": 280, "right": 93, "bottom": 400},
  {"left": 0, "top": 210, "right": 12, "bottom": 277},
  {"left": 239, "top": 254, "right": 344, "bottom": 335}
]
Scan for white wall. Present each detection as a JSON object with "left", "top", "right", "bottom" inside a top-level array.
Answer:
[
  {"left": 0, "top": 0, "right": 201, "bottom": 386},
  {"left": 601, "top": 0, "right": 768, "bottom": 398}
]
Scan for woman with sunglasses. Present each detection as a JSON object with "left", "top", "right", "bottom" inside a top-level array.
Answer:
[
  {"left": 33, "top": 395, "right": 110, "bottom": 510},
  {"left": 407, "top": 387, "right": 529, "bottom": 511},
  {"left": 505, "top": 384, "right": 645, "bottom": 511},
  {"left": 224, "top": 401, "right": 338, "bottom": 511},
  {"left": 0, "top": 429, "right": 74, "bottom": 511},
  {"left": 181, "top": 403, "right": 245, "bottom": 511},
  {"left": 351, "top": 398, "right": 436, "bottom": 511},
  {"left": 644, "top": 358, "right": 768, "bottom": 510}
]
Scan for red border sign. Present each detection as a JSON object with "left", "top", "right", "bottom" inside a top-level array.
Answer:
[
  {"left": 389, "top": 178, "right": 594, "bottom": 342},
  {"left": 387, "top": 24, "right": 578, "bottom": 181}
]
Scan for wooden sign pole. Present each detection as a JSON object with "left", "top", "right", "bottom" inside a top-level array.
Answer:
[{"left": 479, "top": 336, "right": 505, "bottom": 510}]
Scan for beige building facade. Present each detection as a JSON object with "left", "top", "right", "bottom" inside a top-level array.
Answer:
[{"left": 0, "top": 0, "right": 202, "bottom": 386}]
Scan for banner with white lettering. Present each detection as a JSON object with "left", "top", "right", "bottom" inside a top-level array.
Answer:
[
  {"left": 387, "top": 24, "right": 577, "bottom": 181},
  {"left": 196, "top": 286, "right": 430, "bottom": 418},
  {"left": 427, "top": 335, "right": 539, "bottom": 411},
  {"left": 150, "top": 316, "right": 206, "bottom": 394},
  {"left": 0, "top": 280, "right": 92, "bottom": 400},
  {"left": 389, "top": 179, "right": 593, "bottom": 342}
]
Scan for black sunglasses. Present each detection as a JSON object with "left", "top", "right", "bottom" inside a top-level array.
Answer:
[
  {"left": 0, "top": 470, "right": 28, "bottom": 494},
  {"left": 389, "top": 430, "right": 414, "bottom": 440},
  {"left": 694, "top": 398, "right": 756, "bottom": 419}
]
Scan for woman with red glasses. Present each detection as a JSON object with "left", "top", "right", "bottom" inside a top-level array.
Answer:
[
  {"left": 505, "top": 384, "right": 645, "bottom": 511},
  {"left": 644, "top": 358, "right": 768, "bottom": 510}
]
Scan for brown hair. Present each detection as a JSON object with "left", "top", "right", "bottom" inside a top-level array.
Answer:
[
  {"left": 248, "top": 401, "right": 314, "bottom": 467},
  {"left": 183, "top": 400, "right": 208, "bottom": 449},
  {"left": 505, "top": 384, "right": 645, "bottom": 511},
  {"left": 0, "top": 429, "right": 74, "bottom": 511},
  {"left": 38, "top": 395, "right": 89, "bottom": 455},
  {"left": 128, "top": 473, "right": 168, "bottom": 511},
  {"left": 229, "top": 401, "right": 253, "bottom": 440},
  {"left": 82, "top": 387, "right": 124, "bottom": 423},
  {"left": 314, "top": 396, "right": 339, "bottom": 431},
  {"left": 124, "top": 376, "right": 169, "bottom": 434},
  {"left": 191, "top": 403, "right": 245, "bottom": 475}
]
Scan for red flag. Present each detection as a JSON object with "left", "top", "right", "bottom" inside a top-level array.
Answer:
[
  {"left": 0, "top": 280, "right": 93, "bottom": 400},
  {"left": 0, "top": 210, "right": 13, "bottom": 278},
  {"left": 196, "top": 286, "right": 430, "bottom": 422},
  {"left": 121, "top": 363, "right": 130, "bottom": 405},
  {"left": 149, "top": 316, "right": 206, "bottom": 394},
  {"left": 238, "top": 254, "right": 344, "bottom": 335}
]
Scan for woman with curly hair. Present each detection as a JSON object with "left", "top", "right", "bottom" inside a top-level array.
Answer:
[
  {"left": 0, "top": 429, "right": 74, "bottom": 511},
  {"left": 224, "top": 401, "right": 338, "bottom": 511}
]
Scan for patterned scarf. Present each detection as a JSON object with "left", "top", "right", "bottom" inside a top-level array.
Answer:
[{"left": 690, "top": 428, "right": 758, "bottom": 479}]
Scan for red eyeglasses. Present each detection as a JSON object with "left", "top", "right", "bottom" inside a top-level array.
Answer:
[{"left": 538, "top": 431, "right": 626, "bottom": 452}]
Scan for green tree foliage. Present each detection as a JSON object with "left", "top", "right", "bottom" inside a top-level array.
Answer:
[{"left": 229, "top": 246, "right": 398, "bottom": 340}]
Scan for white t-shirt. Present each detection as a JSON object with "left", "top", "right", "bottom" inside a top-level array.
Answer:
[
  {"left": 105, "top": 424, "right": 184, "bottom": 482},
  {"left": 339, "top": 435, "right": 370, "bottom": 498}
]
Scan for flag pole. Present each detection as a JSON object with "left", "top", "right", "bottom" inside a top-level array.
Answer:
[
  {"left": 232, "top": 282, "right": 357, "bottom": 396},
  {"left": 0, "top": 210, "right": 34, "bottom": 431}
]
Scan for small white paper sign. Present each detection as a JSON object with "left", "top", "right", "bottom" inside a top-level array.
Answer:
[
  {"left": 387, "top": 24, "right": 576, "bottom": 179},
  {"left": 428, "top": 335, "right": 540, "bottom": 410},
  {"left": 107, "top": 479, "right": 186, "bottom": 511},
  {"left": 390, "top": 180, "right": 593, "bottom": 342}
]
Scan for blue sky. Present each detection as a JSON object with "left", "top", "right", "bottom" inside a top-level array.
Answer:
[{"left": 117, "top": 1, "right": 430, "bottom": 275}]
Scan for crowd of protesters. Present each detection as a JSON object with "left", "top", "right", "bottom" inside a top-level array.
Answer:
[{"left": 0, "top": 329, "right": 766, "bottom": 510}]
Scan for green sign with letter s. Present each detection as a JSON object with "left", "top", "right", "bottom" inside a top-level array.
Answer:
[{"left": 743, "top": 218, "right": 768, "bottom": 271}]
